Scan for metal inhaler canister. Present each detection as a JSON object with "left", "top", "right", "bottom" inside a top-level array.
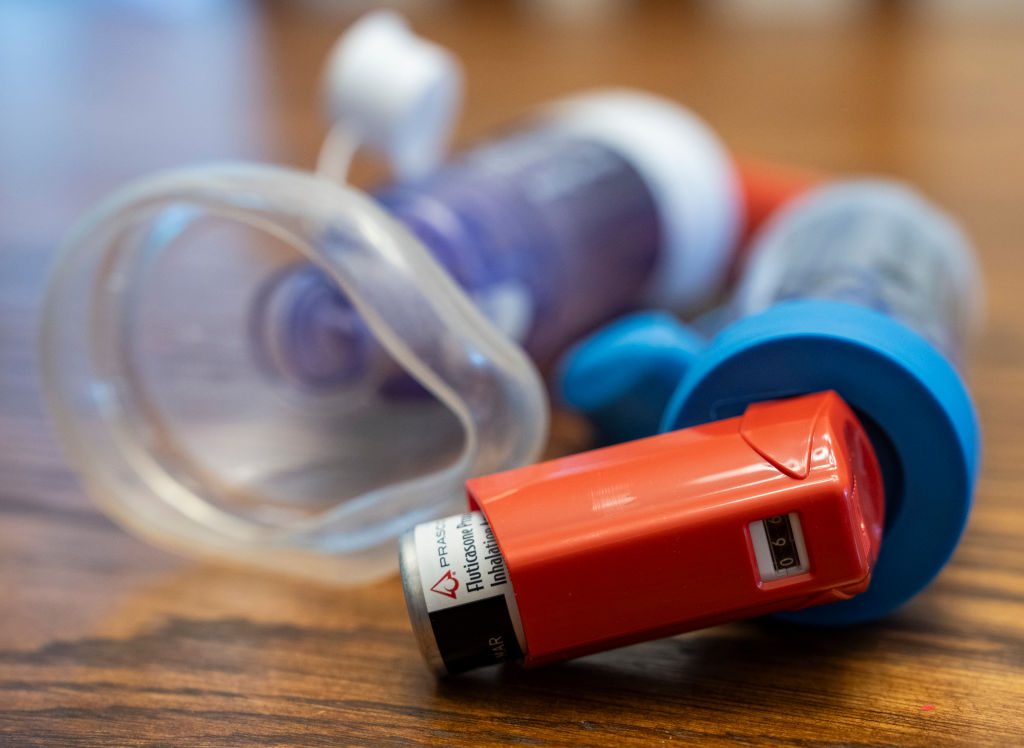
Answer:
[
  {"left": 400, "top": 391, "right": 884, "bottom": 674},
  {"left": 400, "top": 512, "right": 526, "bottom": 674}
]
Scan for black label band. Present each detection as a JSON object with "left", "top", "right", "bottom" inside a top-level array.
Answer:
[{"left": 429, "top": 594, "right": 524, "bottom": 674}]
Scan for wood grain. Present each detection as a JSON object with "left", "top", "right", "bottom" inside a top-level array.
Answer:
[{"left": 2, "top": 1, "right": 1023, "bottom": 745}]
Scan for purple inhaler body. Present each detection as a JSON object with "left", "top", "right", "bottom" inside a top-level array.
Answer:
[
  {"left": 261, "top": 131, "right": 658, "bottom": 390},
  {"left": 257, "top": 93, "right": 740, "bottom": 392},
  {"left": 379, "top": 131, "right": 661, "bottom": 362}
]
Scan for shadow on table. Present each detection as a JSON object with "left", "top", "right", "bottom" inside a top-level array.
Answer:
[{"left": 432, "top": 617, "right": 895, "bottom": 727}]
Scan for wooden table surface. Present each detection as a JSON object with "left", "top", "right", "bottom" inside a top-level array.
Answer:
[{"left": 2, "top": 2, "right": 1023, "bottom": 745}]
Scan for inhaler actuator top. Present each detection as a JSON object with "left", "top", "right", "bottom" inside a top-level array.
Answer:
[{"left": 38, "top": 12, "right": 743, "bottom": 584}]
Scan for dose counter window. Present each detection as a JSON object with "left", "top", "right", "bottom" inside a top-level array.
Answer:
[{"left": 750, "top": 513, "right": 809, "bottom": 581}]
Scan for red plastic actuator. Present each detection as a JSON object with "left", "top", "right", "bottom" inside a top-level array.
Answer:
[
  {"left": 470, "top": 391, "right": 883, "bottom": 667},
  {"left": 733, "top": 158, "right": 818, "bottom": 269},
  {"left": 400, "top": 391, "right": 883, "bottom": 674}
]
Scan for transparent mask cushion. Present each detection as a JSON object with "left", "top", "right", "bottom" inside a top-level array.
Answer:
[{"left": 39, "top": 164, "right": 548, "bottom": 584}]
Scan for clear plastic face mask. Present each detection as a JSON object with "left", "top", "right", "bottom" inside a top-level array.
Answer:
[
  {"left": 39, "top": 164, "right": 547, "bottom": 584},
  {"left": 40, "top": 12, "right": 549, "bottom": 584}
]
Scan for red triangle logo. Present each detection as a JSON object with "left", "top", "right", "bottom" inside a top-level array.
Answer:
[{"left": 430, "top": 570, "right": 459, "bottom": 599}]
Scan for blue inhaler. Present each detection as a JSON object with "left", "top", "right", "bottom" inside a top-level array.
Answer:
[
  {"left": 561, "top": 180, "right": 983, "bottom": 623},
  {"left": 38, "top": 12, "right": 741, "bottom": 584}
]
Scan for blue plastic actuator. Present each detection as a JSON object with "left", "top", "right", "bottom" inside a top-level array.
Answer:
[
  {"left": 559, "top": 179, "right": 983, "bottom": 624},
  {"left": 557, "top": 311, "right": 705, "bottom": 444}
]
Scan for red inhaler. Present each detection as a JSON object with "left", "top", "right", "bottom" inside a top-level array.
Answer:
[{"left": 399, "top": 391, "right": 884, "bottom": 674}]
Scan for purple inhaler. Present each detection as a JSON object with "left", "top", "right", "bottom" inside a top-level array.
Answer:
[
  {"left": 257, "top": 93, "right": 740, "bottom": 392},
  {"left": 259, "top": 127, "right": 661, "bottom": 389},
  {"left": 37, "top": 12, "right": 743, "bottom": 585}
]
